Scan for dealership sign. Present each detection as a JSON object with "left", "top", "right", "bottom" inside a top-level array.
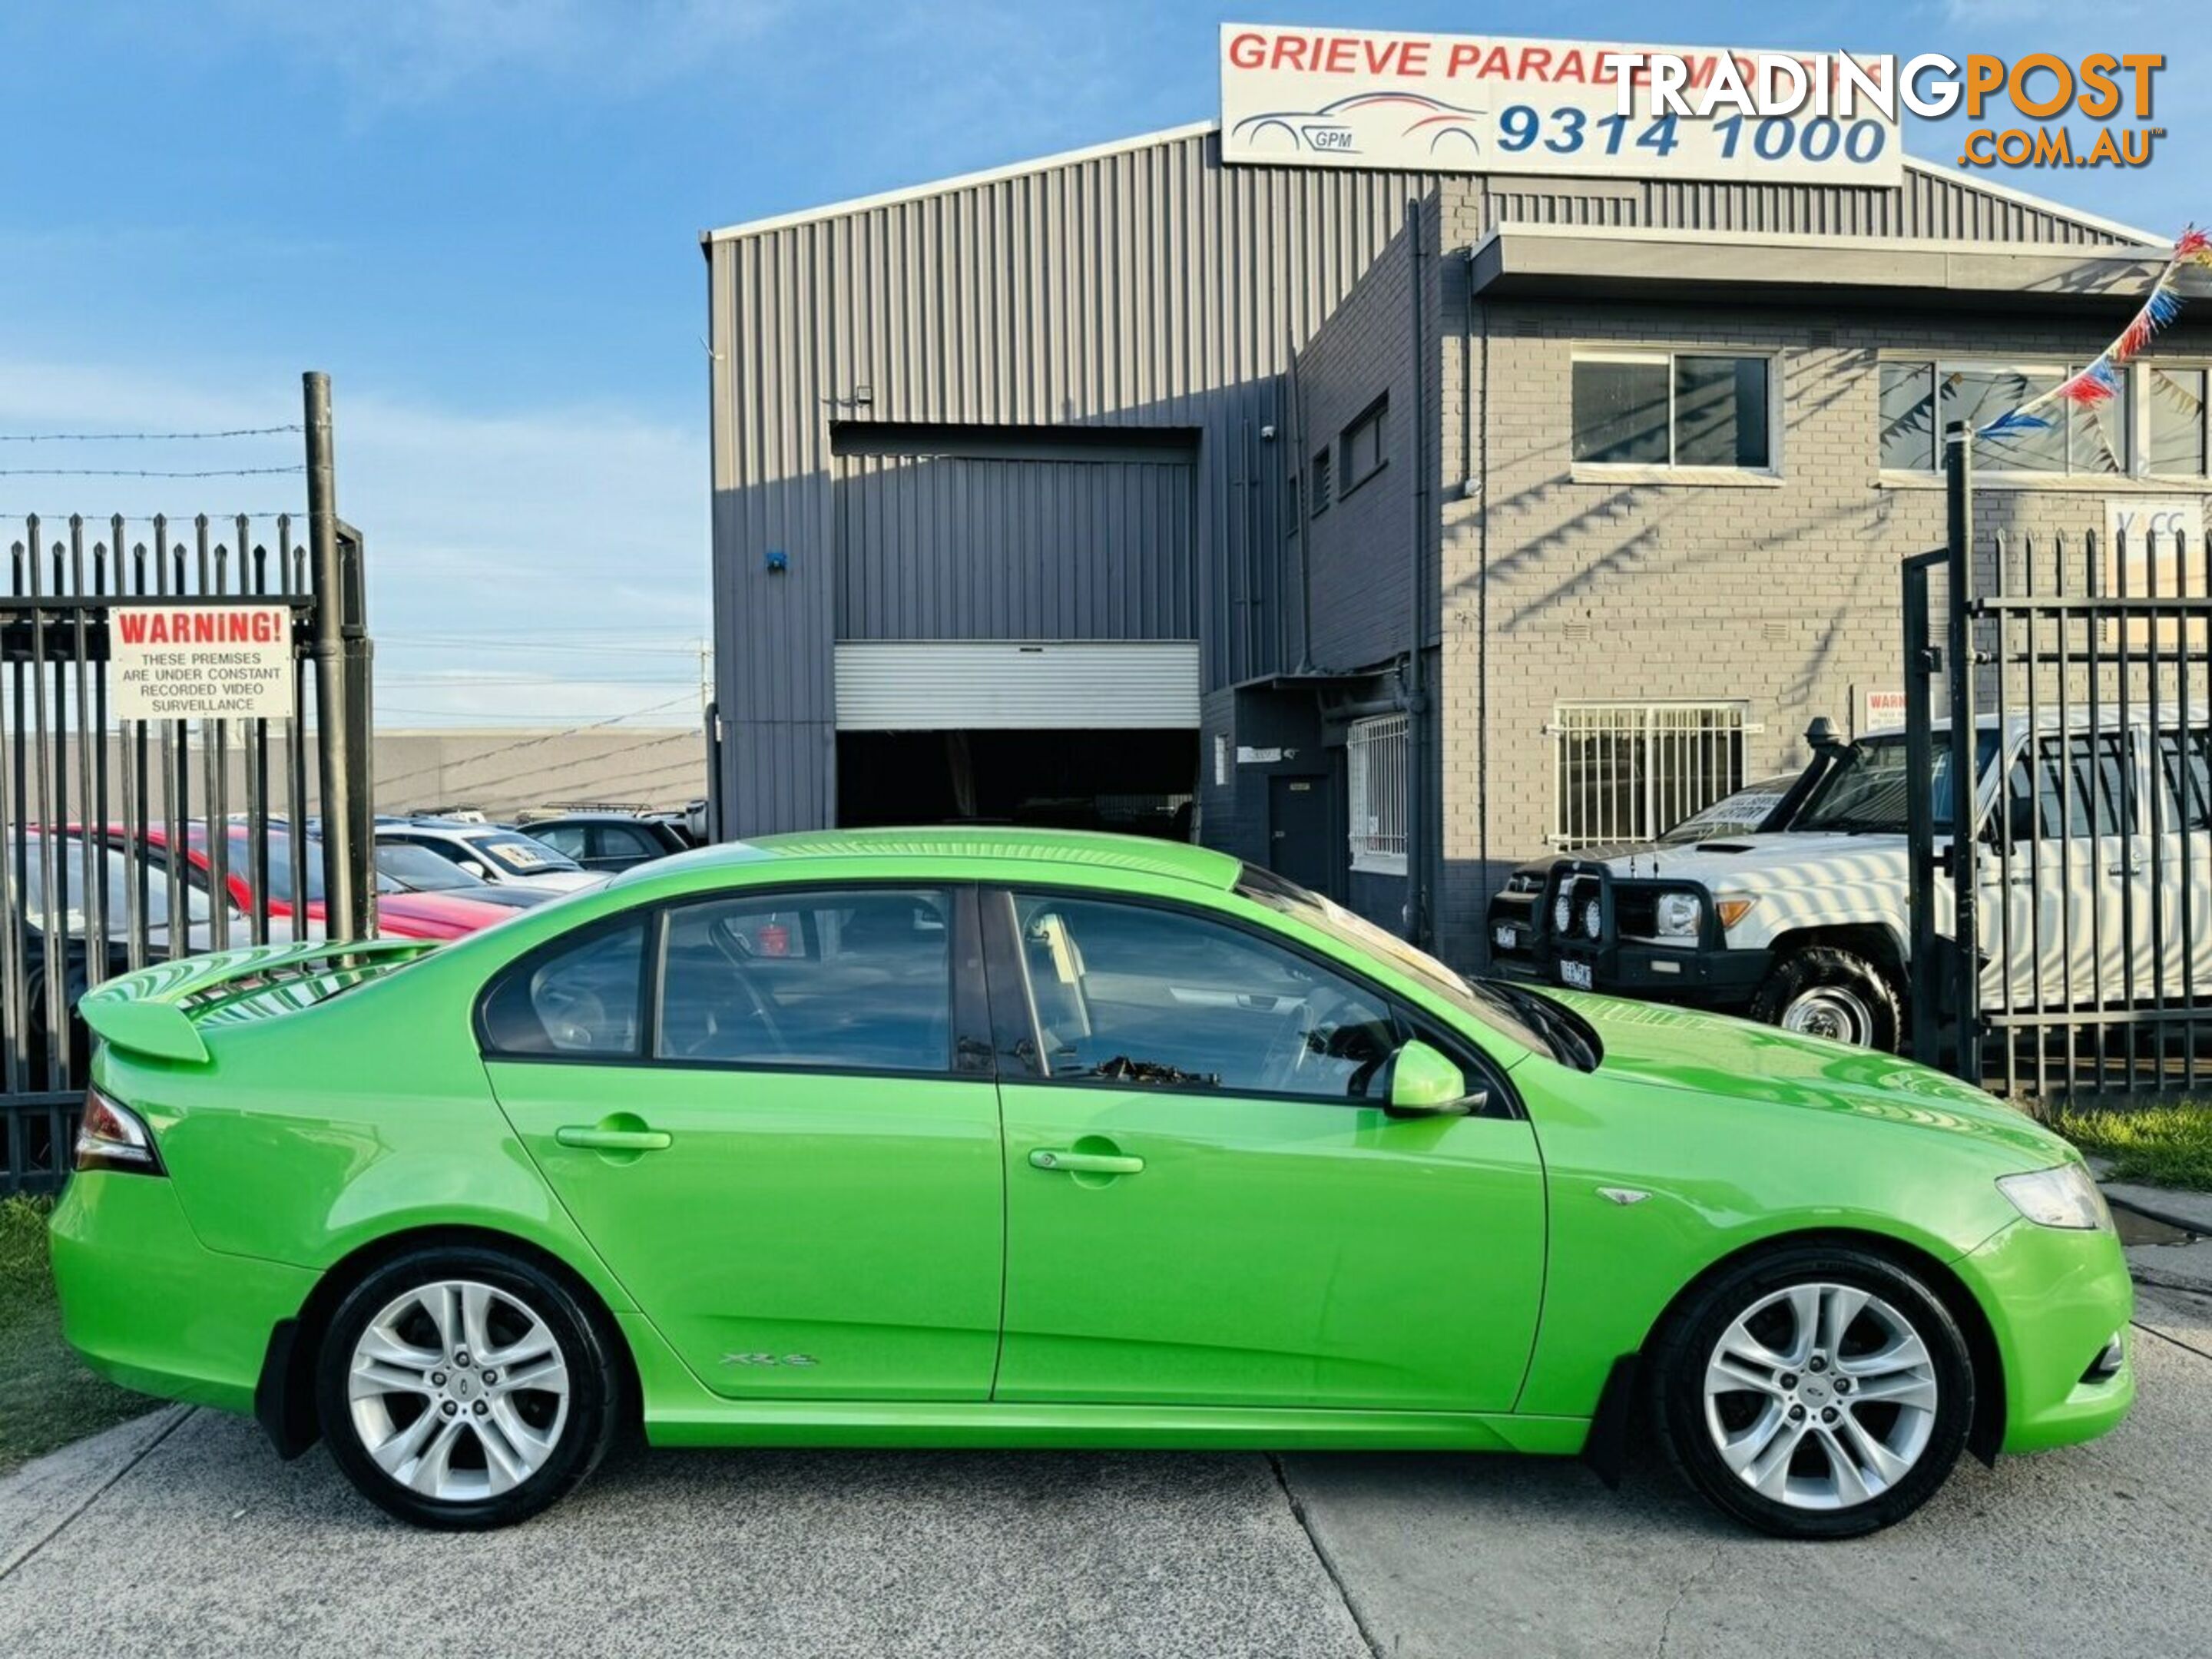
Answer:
[
  {"left": 111, "top": 604, "right": 293, "bottom": 723},
  {"left": 1220, "top": 25, "right": 1903, "bottom": 185}
]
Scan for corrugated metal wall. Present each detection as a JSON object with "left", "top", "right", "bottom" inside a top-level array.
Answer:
[
  {"left": 709, "top": 127, "right": 1445, "bottom": 835},
  {"left": 707, "top": 125, "right": 2140, "bottom": 836},
  {"left": 834, "top": 454, "right": 1197, "bottom": 641}
]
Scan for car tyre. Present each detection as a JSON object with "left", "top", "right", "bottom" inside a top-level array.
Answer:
[
  {"left": 1650, "top": 1243, "right": 1975, "bottom": 1539},
  {"left": 316, "top": 1244, "right": 622, "bottom": 1530},
  {"left": 1751, "top": 945, "right": 1902, "bottom": 1051}
]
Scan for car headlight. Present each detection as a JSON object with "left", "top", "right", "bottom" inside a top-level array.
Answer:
[
  {"left": 1714, "top": 892, "right": 1759, "bottom": 930},
  {"left": 1654, "top": 892, "right": 1701, "bottom": 937},
  {"left": 1581, "top": 897, "right": 1603, "bottom": 940},
  {"left": 1553, "top": 891, "right": 1573, "bottom": 935},
  {"left": 1995, "top": 1163, "right": 2112, "bottom": 1231}
]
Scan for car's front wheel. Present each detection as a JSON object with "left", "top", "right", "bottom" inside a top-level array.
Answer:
[
  {"left": 1651, "top": 1244, "right": 1975, "bottom": 1538},
  {"left": 1750, "top": 945, "right": 1902, "bottom": 1051},
  {"left": 316, "top": 1245, "right": 622, "bottom": 1529}
]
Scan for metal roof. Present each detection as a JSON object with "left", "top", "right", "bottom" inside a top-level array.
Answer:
[{"left": 701, "top": 120, "right": 2163, "bottom": 252}]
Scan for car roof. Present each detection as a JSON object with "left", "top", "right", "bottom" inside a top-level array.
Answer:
[{"left": 611, "top": 826, "right": 1240, "bottom": 891}]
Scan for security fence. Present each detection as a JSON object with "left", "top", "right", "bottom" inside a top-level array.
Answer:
[
  {"left": 1906, "top": 428, "right": 2212, "bottom": 1102},
  {"left": 1548, "top": 700, "right": 1752, "bottom": 849},
  {"left": 0, "top": 374, "right": 372, "bottom": 1194}
]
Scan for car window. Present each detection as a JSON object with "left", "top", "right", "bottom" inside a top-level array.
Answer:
[
  {"left": 2157, "top": 729, "right": 2212, "bottom": 833},
  {"left": 2005, "top": 732, "right": 2137, "bottom": 839},
  {"left": 480, "top": 919, "right": 646, "bottom": 1057},
  {"left": 595, "top": 823, "right": 659, "bottom": 859},
  {"left": 468, "top": 831, "right": 581, "bottom": 874},
  {"left": 657, "top": 888, "right": 952, "bottom": 1071},
  {"left": 532, "top": 824, "right": 588, "bottom": 859},
  {"left": 1008, "top": 892, "right": 1396, "bottom": 1101}
]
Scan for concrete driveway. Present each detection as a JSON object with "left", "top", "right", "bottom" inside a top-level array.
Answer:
[{"left": 2, "top": 1283, "right": 2206, "bottom": 1659}]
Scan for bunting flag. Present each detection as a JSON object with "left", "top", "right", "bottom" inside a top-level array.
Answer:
[{"left": 1979, "top": 226, "right": 2212, "bottom": 440}]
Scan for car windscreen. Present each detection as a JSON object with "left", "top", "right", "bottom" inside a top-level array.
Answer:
[
  {"left": 18, "top": 839, "right": 208, "bottom": 932},
  {"left": 376, "top": 839, "right": 486, "bottom": 892},
  {"left": 465, "top": 831, "right": 582, "bottom": 875},
  {"left": 217, "top": 830, "right": 405, "bottom": 901},
  {"left": 1792, "top": 731, "right": 2001, "bottom": 835},
  {"left": 1234, "top": 863, "right": 1589, "bottom": 1064}
]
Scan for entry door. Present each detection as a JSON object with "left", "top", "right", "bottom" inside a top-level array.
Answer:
[
  {"left": 1985, "top": 732, "right": 2151, "bottom": 1011},
  {"left": 984, "top": 887, "right": 1545, "bottom": 1412},
  {"left": 1267, "top": 775, "right": 1333, "bottom": 893},
  {"left": 485, "top": 888, "right": 1005, "bottom": 1400}
]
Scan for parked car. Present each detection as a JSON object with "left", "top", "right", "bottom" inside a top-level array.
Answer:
[
  {"left": 376, "top": 820, "right": 599, "bottom": 892},
  {"left": 5, "top": 830, "right": 282, "bottom": 1081},
  {"left": 57, "top": 829, "right": 2129, "bottom": 1538},
  {"left": 132, "top": 824, "right": 527, "bottom": 942},
  {"left": 519, "top": 812, "right": 690, "bottom": 873},
  {"left": 1493, "top": 707, "right": 2212, "bottom": 1051},
  {"left": 1488, "top": 773, "right": 1804, "bottom": 979},
  {"left": 374, "top": 839, "right": 568, "bottom": 912}
]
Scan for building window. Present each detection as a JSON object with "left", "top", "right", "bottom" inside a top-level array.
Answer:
[
  {"left": 1341, "top": 396, "right": 1388, "bottom": 492},
  {"left": 1879, "top": 359, "right": 2131, "bottom": 475},
  {"left": 1550, "top": 702, "right": 1751, "bottom": 849},
  {"left": 2148, "top": 366, "right": 2209, "bottom": 478},
  {"left": 1346, "top": 713, "right": 1408, "bottom": 876},
  {"left": 1310, "top": 448, "right": 1332, "bottom": 515},
  {"left": 1571, "top": 352, "right": 1773, "bottom": 470}
]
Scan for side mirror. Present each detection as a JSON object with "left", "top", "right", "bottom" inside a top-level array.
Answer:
[{"left": 1382, "top": 1039, "right": 1483, "bottom": 1118}]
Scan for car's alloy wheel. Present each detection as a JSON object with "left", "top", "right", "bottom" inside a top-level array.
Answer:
[
  {"left": 317, "top": 1246, "right": 621, "bottom": 1529},
  {"left": 347, "top": 1280, "right": 572, "bottom": 1502},
  {"left": 1701, "top": 1282, "right": 1939, "bottom": 1511},
  {"left": 1652, "top": 1245, "right": 1973, "bottom": 1538}
]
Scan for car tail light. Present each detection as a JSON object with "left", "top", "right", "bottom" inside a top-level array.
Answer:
[{"left": 76, "top": 1088, "right": 164, "bottom": 1176}]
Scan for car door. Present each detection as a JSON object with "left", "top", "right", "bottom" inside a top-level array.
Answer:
[
  {"left": 1987, "top": 730, "right": 2148, "bottom": 1012},
  {"left": 2149, "top": 724, "right": 2212, "bottom": 1003},
  {"left": 484, "top": 883, "right": 1005, "bottom": 1400},
  {"left": 984, "top": 886, "right": 1545, "bottom": 1413}
]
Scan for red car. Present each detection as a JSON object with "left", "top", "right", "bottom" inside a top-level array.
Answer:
[{"left": 127, "top": 824, "right": 522, "bottom": 942}]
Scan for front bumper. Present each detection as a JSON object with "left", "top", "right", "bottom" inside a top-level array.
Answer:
[
  {"left": 1487, "top": 864, "right": 1770, "bottom": 1010},
  {"left": 1959, "top": 1215, "right": 2135, "bottom": 1454},
  {"left": 49, "top": 1171, "right": 317, "bottom": 1415}
]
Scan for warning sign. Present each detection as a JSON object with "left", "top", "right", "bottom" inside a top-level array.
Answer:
[{"left": 111, "top": 604, "right": 293, "bottom": 723}]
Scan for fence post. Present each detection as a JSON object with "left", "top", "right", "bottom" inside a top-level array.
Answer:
[
  {"left": 1943, "top": 422, "right": 1983, "bottom": 1084},
  {"left": 1904, "top": 550, "right": 1942, "bottom": 1065},
  {"left": 304, "top": 372, "right": 369, "bottom": 942}
]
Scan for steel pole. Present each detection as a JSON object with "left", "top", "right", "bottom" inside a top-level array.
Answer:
[
  {"left": 304, "top": 372, "right": 363, "bottom": 942},
  {"left": 1943, "top": 422, "right": 1983, "bottom": 1085}
]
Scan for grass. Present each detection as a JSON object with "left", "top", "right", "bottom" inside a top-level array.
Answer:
[
  {"left": 0, "top": 1195, "right": 153, "bottom": 1475},
  {"left": 2048, "top": 1101, "right": 2212, "bottom": 1193}
]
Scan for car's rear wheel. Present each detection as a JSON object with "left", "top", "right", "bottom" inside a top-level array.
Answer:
[
  {"left": 1751, "top": 945, "right": 1902, "bottom": 1051},
  {"left": 1651, "top": 1244, "right": 1975, "bottom": 1538},
  {"left": 316, "top": 1245, "right": 621, "bottom": 1529}
]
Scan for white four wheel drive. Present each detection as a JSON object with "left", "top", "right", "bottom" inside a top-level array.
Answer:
[{"left": 1494, "top": 708, "right": 2210, "bottom": 1051}]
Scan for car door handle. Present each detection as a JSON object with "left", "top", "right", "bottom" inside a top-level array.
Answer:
[
  {"left": 1029, "top": 1147, "right": 1144, "bottom": 1176},
  {"left": 556, "top": 1126, "right": 673, "bottom": 1151}
]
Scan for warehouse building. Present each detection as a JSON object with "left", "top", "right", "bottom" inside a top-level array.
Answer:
[{"left": 703, "top": 89, "right": 2204, "bottom": 967}]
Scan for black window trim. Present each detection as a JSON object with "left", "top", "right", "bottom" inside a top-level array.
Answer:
[
  {"left": 474, "top": 879, "right": 995, "bottom": 1082},
  {"left": 979, "top": 882, "right": 1521, "bottom": 1118},
  {"left": 1339, "top": 393, "right": 1389, "bottom": 498}
]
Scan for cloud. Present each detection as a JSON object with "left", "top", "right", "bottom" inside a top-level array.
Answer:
[
  {"left": 0, "top": 356, "right": 708, "bottom": 727},
  {"left": 207, "top": 0, "right": 785, "bottom": 103}
]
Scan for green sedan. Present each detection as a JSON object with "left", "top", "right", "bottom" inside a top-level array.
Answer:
[{"left": 51, "top": 830, "right": 2131, "bottom": 1536}]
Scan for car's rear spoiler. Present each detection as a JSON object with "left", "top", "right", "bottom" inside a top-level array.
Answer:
[{"left": 79, "top": 939, "right": 439, "bottom": 1065}]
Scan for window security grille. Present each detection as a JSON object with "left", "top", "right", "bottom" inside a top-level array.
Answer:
[
  {"left": 1347, "top": 714, "right": 1409, "bottom": 875},
  {"left": 1549, "top": 702, "right": 1754, "bottom": 849}
]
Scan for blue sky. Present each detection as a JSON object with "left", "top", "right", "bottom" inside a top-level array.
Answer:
[{"left": 2, "top": 1, "right": 2197, "bottom": 727}]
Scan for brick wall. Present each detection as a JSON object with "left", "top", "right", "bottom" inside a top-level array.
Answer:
[{"left": 1433, "top": 273, "right": 2212, "bottom": 969}]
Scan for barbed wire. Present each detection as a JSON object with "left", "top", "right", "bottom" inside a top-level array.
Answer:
[
  {"left": 0, "top": 425, "right": 303, "bottom": 442},
  {"left": 0, "top": 465, "right": 303, "bottom": 479}
]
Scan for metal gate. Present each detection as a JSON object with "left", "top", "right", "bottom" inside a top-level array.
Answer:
[
  {"left": 0, "top": 373, "right": 373, "bottom": 1194},
  {"left": 1906, "top": 426, "right": 2212, "bottom": 1101}
]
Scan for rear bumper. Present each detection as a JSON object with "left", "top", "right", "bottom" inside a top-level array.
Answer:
[
  {"left": 1959, "top": 1217, "right": 2135, "bottom": 1454},
  {"left": 49, "top": 1172, "right": 316, "bottom": 1416}
]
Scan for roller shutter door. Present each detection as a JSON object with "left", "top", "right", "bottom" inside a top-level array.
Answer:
[{"left": 833, "top": 641, "right": 1199, "bottom": 730}]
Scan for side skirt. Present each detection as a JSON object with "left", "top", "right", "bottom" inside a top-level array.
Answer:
[{"left": 643, "top": 1399, "right": 1591, "bottom": 1454}]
